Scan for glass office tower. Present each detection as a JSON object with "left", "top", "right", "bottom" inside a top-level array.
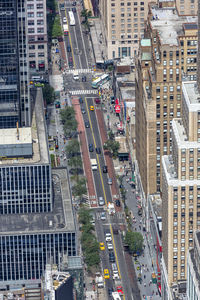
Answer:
[{"left": 0, "top": 0, "right": 30, "bottom": 128}]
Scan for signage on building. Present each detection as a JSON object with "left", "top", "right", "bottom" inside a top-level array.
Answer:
[{"left": 115, "top": 104, "right": 121, "bottom": 113}]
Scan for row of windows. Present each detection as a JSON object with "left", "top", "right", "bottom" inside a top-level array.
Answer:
[
  {"left": 28, "top": 27, "right": 44, "bottom": 33},
  {"left": 27, "top": 12, "right": 43, "bottom": 17}
]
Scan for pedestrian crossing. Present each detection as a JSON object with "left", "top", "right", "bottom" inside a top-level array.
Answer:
[
  {"left": 64, "top": 68, "right": 94, "bottom": 74},
  {"left": 69, "top": 89, "right": 99, "bottom": 95}
]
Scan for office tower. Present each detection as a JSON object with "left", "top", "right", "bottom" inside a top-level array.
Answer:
[
  {"left": 162, "top": 81, "right": 200, "bottom": 291},
  {"left": 175, "top": 0, "right": 198, "bottom": 15},
  {"left": 0, "top": 90, "right": 76, "bottom": 284},
  {"left": 187, "top": 230, "right": 200, "bottom": 299},
  {"left": 27, "top": 0, "right": 48, "bottom": 73},
  {"left": 135, "top": 3, "right": 197, "bottom": 196},
  {"left": 99, "top": 0, "right": 151, "bottom": 59},
  {"left": 0, "top": 0, "right": 30, "bottom": 128}
]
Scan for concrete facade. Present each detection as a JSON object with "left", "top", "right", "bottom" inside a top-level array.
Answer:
[
  {"left": 175, "top": 0, "right": 198, "bottom": 15},
  {"left": 99, "top": 0, "right": 151, "bottom": 59},
  {"left": 162, "top": 81, "right": 200, "bottom": 287},
  {"left": 135, "top": 3, "right": 197, "bottom": 196}
]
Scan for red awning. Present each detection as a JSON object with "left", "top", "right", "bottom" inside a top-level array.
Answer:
[{"left": 39, "top": 63, "right": 45, "bottom": 67}]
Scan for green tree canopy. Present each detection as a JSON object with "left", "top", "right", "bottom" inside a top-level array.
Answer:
[
  {"left": 125, "top": 231, "right": 144, "bottom": 254},
  {"left": 72, "top": 181, "right": 87, "bottom": 198},
  {"left": 78, "top": 207, "right": 92, "bottom": 225},
  {"left": 63, "top": 119, "right": 78, "bottom": 137},
  {"left": 85, "top": 251, "right": 100, "bottom": 267},
  {"left": 60, "top": 106, "right": 76, "bottom": 123},
  {"left": 52, "top": 15, "right": 63, "bottom": 38},
  {"left": 81, "top": 9, "right": 92, "bottom": 22},
  {"left": 65, "top": 139, "right": 80, "bottom": 157},
  {"left": 42, "top": 84, "right": 55, "bottom": 104},
  {"left": 103, "top": 139, "right": 120, "bottom": 158}
]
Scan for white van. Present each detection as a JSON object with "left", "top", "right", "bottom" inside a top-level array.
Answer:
[
  {"left": 31, "top": 76, "right": 43, "bottom": 82},
  {"left": 73, "top": 71, "right": 79, "bottom": 80}
]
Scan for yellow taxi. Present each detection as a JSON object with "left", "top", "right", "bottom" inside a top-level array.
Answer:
[
  {"left": 90, "top": 105, "right": 94, "bottom": 111},
  {"left": 104, "top": 269, "right": 110, "bottom": 279},
  {"left": 99, "top": 242, "right": 105, "bottom": 251}
]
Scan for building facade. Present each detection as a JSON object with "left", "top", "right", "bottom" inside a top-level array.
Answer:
[
  {"left": 135, "top": 3, "right": 197, "bottom": 196},
  {"left": 162, "top": 81, "right": 200, "bottom": 288},
  {"left": 27, "top": 0, "right": 48, "bottom": 73},
  {"left": 0, "top": 0, "right": 30, "bottom": 128},
  {"left": 175, "top": 0, "right": 198, "bottom": 15},
  {"left": 99, "top": 0, "right": 151, "bottom": 59},
  {"left": 187, "top": 231, "right": 200, "bottom": 300}
]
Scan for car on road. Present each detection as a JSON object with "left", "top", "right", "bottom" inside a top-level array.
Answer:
[
  {"left": 60, "top": 3, "right": 65, "bottom": 10},
  {"left": 115, "top": 199, "right": 121, "bottom": 207},
  {"left": 105, "top": 232, "right": 112, "bottom": 242},
  {"left": 81, "top": 107, "right": 86, "bottom": 114},
  {"left": 67, "top": 46, "right": 71, "bottom": 52},
  {"left": 98, "top": 196, "right": 105, "bottom": 206},
  {"left": 69, "top": 57, "right": 73, "bottom": 62},
  {"left": 103, "top": 165, "right": 108, "bottom": 173},
  {"left": 72, "top": 1, "right": 76, "bottom": 6},
  {"left": 69, "top": 62, "right": 73, "bottom": 68},
  {"left": 108, "top": 288, "right": 114, "bottom": 297},
  {"left": 107, "top": 178, "right": 112, "bottom": 185},
  {"left": 109, "top": 252, "right": 115, "bottom": 262},
  {"left": 72, "top": 7, "right": 76, "bottom": 12},
  {"left": 107, "top": 242, "right": 113, "bottom": 250},
  {"left": 85, "top": 121, "right": 90, "bottom": 128},
  {"left": 116, "top": 286, "right": 124, "bottom": 295},
  {"left": 100, "top": 211, "right": 106, "bottom": 221},
  {"left": 89, "top": 144, "right": 94, "bottom": 152},
  {"left": 90, "top": 105, "right": 94, "bottom": 111},
  {"left": 104, "top": 269, "right": 110, "bottom": 279},
  {"left": 96, "top": 147, "right": 101, "bottom": 154},
  {"left": 82, "top": 76, "right": 86, "bottom": 82},
  {"left": 79, "top": 97, "right": 83, "bottom": 104},
  {"left": 63, "top": 17, "right": 67, "bottom": 23},
  {"left": 99, "top": 242, "right": 105, "bottom": 251},
  {"left": 95, "top": 98, "right": 101, "bottom": 104}
]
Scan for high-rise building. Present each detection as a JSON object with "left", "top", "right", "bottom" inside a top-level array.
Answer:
[
  {"left": 187, "top": 230, "right": 200, "bottom": 300},
  {"left": 175, "top": 0, "right": 198, "bottom": 15},
  {"left": 0, "top": 0, "right": 30, "bottom": 128},
  {"left": 99, "top": 0, "right": 151, "bottom": 59},
  {"left": 0, "top": 90, "right": 77, "bottom": 284},
  {"left": 27, "top": 0, "right": 48, "bottom": 73},
  {"left": 162, "top": 81, "right": 200, "bottom": 291},
  {"left": 135, "top": 3, "right": 197, "bottom": 196}
]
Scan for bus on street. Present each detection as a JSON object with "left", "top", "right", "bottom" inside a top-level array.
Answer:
[
  {"left": 68, "top": 11, "right": 75, "bottom": 25},
  {"left": 91, "top": 74, "right": 110, "bottom": 89}
]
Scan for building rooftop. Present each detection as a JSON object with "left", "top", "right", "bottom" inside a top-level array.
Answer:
[
  {"left": 0, "top": 168, "right": 75, "bottom": 235},
  {"left": 115, "top": 136, "right": 128, "bottom": 153},
  {"left": 0, "top": 88, "right": 49, "bottom": 166},
  {"left": 182, "top": 81, "right": 200, "bottom": 111},
  {"left": 120, "top": 87, "right": 135, "bottom": 101},
  {"left": 141, "top": 52, "right": 152, "bottom": 61},
  {"left": 141, "top": 39, "right": 151, "bottom": 47},
  {"left": 150, "top": 7, "right": 197, "bottom": 45}
]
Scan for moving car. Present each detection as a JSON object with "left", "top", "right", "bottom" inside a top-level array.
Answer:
[
  {"left": 96, "top": 147, "right": 101, "bottom": 154},
  {"left": 108, "top": 288, "right": 114, "bottom": 297},
  {"left": 109, "top": 252, "right": 115, "bottom": 262},
  {"left": 116, "top": 286, "right": 124, "bottom": 295},
  {"left": 99, "top": 242, "right": 105, "bottom": 251},
  {"left": 107, "top": 242, "right": 113, "bottom": 250},
  {"left": 67, "top": 46, "right": 71, "bottom": 52},
  {"left": 105, "top": 232, "right": 112, "bottom": 242},
  {"left": 104, "top": 269, "right": 110, "bottom": 279},
  {"left": 103, "top": 165, "right": 108, "bottom": 173},
  {"left": 107, "top": 178, "right": 112, "bottom": 185},
  {"left": 82, "top": 76, "right": 86, "bottom": 82},
  {"left": 90, "top": 105, "right": 94, "bottom": 111},
  {"left": 98, "top": 196, "right": 105, "bottom": 206},
  {"left": 100, "top": 212, "right": 106, "bottom": 221},
  {"left": 89, "top": 144, "right": 94, "bottom": 152},
  {"left": 85, "top": 121, "right": 90, "bottom": 128},
  {"left": 63, "top": 17, "right": 67, "bottom": 23},
  {"left": 79, "top": 97, "right": 83, "bottom": 104},
  {"left": 72, "top": 7, "right": 76, "bottom": 12}
]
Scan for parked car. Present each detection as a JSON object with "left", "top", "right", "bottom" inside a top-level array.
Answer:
[
  {"left": 107, "top": 242, "right": 113, "bottom": 250},
  {"left": 81, "top": 107, "right": 86, "bottom": 114},
  {"left": 115, "top": 200, "right": 121, "bottom": 207},
  {"left": 103, "top": 166, "right": 108, "bottom": 173},
  {"left": 82, "top": 76, "right": 86, "bottom": 82},
  {"left": 100, "top": 212, "right": 106, "bottom": 221},
  {"left": 67, "top": 46, "right": 71, "bottom": 52},
  {"left": 105, "top": 232, "right": 112, "bottom": 242},
  {"left": 109, "top": 252, "right": 115, "bottom": 262},
  {"left": 107, "top": 178, "right": 112, "bottom": 185},
  {"left": 63, "top": 17, "right": 67, "bottom": 23},
  {"left": 72, "top": 7, "right": 76, "bottom": 12},
  {"left": 89, "top": 144, "right": 94, "bottom": 152},
  {"left": 104, "top": 269, "right": 110, "bottom": 279},
  {"left": 79, "top": 97, "right": 83, "bottom": 104}
]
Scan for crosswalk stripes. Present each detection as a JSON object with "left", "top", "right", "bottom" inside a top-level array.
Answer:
[
  {"left": 69, "top": 89, "right": 98, "bottom": 95},
  {"left": 64, "top": 68, "right": 94, "bottom": 74}
]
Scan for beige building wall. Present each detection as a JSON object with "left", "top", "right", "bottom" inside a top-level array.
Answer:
[
  {"left": 99, "top": 0, "right": 151, "bottom": 59},
  {"left": 162, "top": 81, "right": 200, "bottom": 286},
  {"left": 135, "top": 3, "right": 197, "bottom": 196},
  {"left": 175, "top": 0, "right": 198, "bottom": 15}
]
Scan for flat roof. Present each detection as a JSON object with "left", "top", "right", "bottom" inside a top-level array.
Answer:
[
  {"left": 115, "top": 136, "right": 128, "bottom": 153},
  {"left": 182, "top": 81, "right": 200, "bottom": 111},
  {"left": 141, "top": 39, "right": 151, "bottom": 47},
  {"left": 0, "top": 168, "right": 75, "bottom": 235},
  {"left": 142, "top": 52, "right": 151, "bottom": 61},
  {"left": 0, "top": 128, "right": 32, "bottom": 145},
  {"left": 150, "top": 7, "right": 197, "bottom": 46},
  {"left": 183, "top": 23, "right": 197, "bottom": 30},
  {"left": 0, "top": 89, "right": 49, "bottom": 166}
]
